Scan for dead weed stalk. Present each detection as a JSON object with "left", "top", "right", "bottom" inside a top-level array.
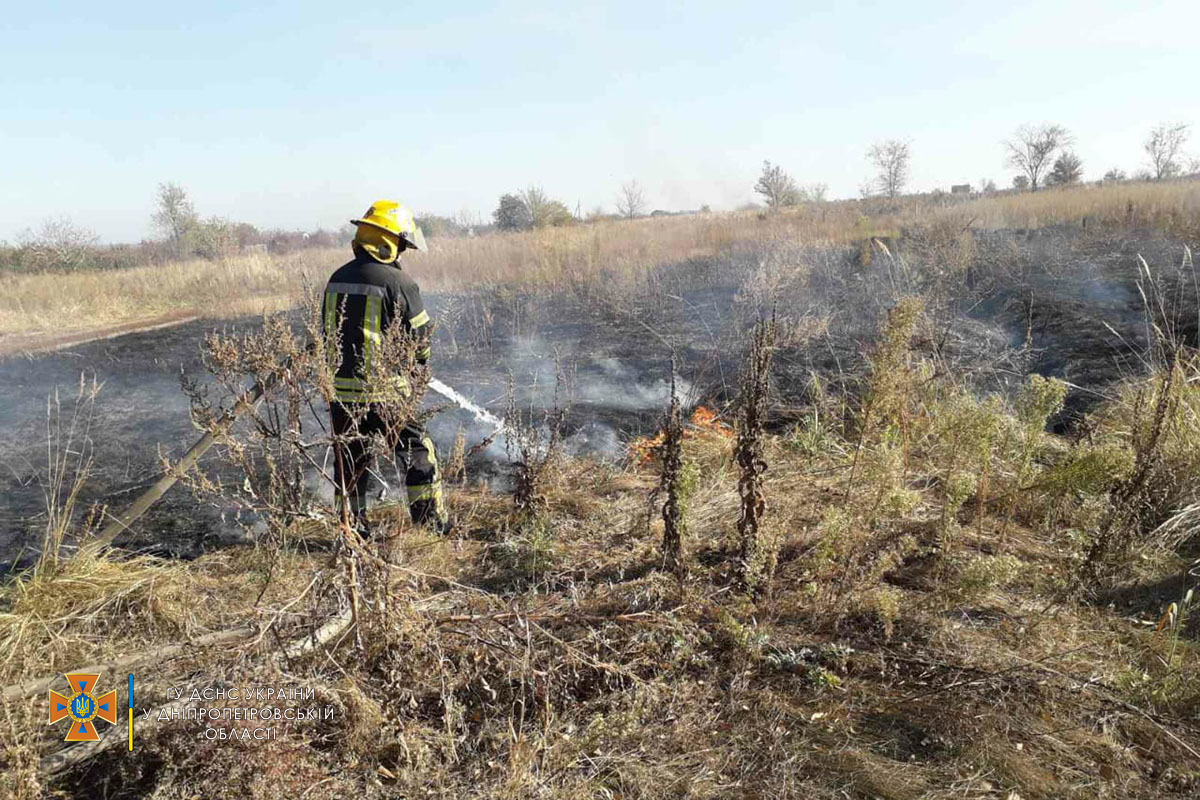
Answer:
[{"left": 736, "top": 314, "right": 777, "bottom": 595}]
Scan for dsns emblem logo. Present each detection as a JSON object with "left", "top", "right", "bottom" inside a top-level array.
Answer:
[{"left": 49, "top": 673, "right": 117, "bottom": 741}]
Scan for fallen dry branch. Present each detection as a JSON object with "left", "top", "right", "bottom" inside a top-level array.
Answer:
[
  {"left": 93, "top": 378, "right": 271, "bottom": 549},
  {"left": 890, "top": 644, "right": 1092, "bottom": 706},
  {"left": 431, "top": 608, "right": 681, "bottom": 626},
  {"left": 1, "top": 624, "right": 260, "bottom": 702},
  {"left": 282, "top": 609, "right": 354, "bottom": 661}
]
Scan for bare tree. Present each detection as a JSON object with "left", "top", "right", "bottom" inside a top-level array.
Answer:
[
  {"left": 805, "top": 183, "right": 829, "bottom": 202},
  {"left": 753, "top": 161, "right": 800, "bottom": 210},
  {"left": 1144, "top": 123, "right": 1190, "bottom": 180},
  {"left": 616, "top": 180, "right": 647, "bottom": 220},
  {"left": 867, "top": 139, "right": 911, "bottom": 198},
  {"left": 1004, "top": 124, "right": 1072, "bottom": 191},
  {"left": 453, "top": 208, "right": 482, "bottom": 234},
  {"left": 152, "top": 182, "right": 198, "bottom": 249},
  {"left": 17, "top": 217, "right": 100, "bottom": 271}
]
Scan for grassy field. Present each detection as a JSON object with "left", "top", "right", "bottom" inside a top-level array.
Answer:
[
  {"left": 2, "top": 179, "right": 1200, "bottom": 798},
  {"left": 2, "top": 178, "right": 1197, "bottom": 348}
]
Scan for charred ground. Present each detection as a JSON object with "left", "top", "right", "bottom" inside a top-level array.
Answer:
[{"left": 2, "top": 211, "right": 1199, "bottom": 799}]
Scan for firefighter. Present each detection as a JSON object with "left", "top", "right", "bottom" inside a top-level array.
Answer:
[{"left": 322, "top": 199, "right": 450, "bottom": 536}]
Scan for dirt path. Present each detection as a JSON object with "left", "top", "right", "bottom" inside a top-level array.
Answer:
[{"left": 0, "top": 311, "right": 203, "bottom": 358}]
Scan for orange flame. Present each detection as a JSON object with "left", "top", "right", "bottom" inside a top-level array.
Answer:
[{"left": 628, "top": 406, "right": 732, "bottom": 463}]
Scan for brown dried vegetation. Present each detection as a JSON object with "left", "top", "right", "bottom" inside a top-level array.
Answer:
[{"left": 4, "top": 192, "right": 1200, "bottom": 798}]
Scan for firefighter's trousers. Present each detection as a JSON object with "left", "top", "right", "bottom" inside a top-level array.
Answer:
[{"left": 330, "top": 403, "right": 446, "bottom": 534}]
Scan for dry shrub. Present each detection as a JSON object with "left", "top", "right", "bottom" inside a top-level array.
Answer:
[
  {"left": 503, "top": 365, "right": 569, "bottom": 519},
  {"left": 943, "top": 553, "right": 1027, "bottom": 606},
  {"left": 902, "top": 213, "right": 979, "bottom": 308},
  {"left": 925, "top": 388, "right": 1005, "bottom": 551},
  {"left": 848, "top": 296, "right": 925, "bottom": 509},
  {"left": 804, "top": 300, "right": 928, "bottom": 618},
  {"left": 806, "top": 300, "right": 1071, "bottom": 617},
  {"left": 1085, "top": 356, "right": 1200, "bottom": 559},
  {"left": 36, "top": 375, "right": 102, "bottom": 565},
  {"left": 999, "top": 374, "right": 1068, "bottom": 540},
  {"left": 179, "top": 283, "right": 434, "bottom": 639},
  {"left": 972, "top": 738, "right": 1066, "bottom": 799}
]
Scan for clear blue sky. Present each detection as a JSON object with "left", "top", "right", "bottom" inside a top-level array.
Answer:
[{"left": 2, "top": 1, "right": 1198, "bottom": 242}]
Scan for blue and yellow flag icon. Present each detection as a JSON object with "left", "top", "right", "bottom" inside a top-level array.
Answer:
[{"left": 48, "top": 672, "right": 117, "bottom": 742}]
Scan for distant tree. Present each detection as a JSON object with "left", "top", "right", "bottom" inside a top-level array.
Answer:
[
  {"left": 805, "top": 183, "right": 829, "bottom": 202},
  {"left": 455, "top": 209, "right": 483, "bottom": 230},
  {"left": 421, "top": 215, "right": 460, "bottom": 238},
  {"left": 867, "top": 139, "right": 911, "bottom": 198},
  {"left": 152, "top": 182, "right": 198, "bottom": 249},
  {"left": 1103, "top": 168, "right": 1127, "bottom": 183},
  {"left": 521, "top": 186, "right": 550, "bottom": 226},
  {"left": 1004, "top": 124, "right": 1071, "bottom": 190},
  {"left": 541, "top": 200, "right": 575, "bottom": 227},
  {"left": 1046, "top": 151, "right": 1084, "bottom": 186},
  {"left": 754, "top": 161, "right": 800, "bottom": 210},
  {"left": 493, "top": 193, "right": 533, "bottom": 232},
  {"left": 1012, "top": 174, "right": 1030, "bottom": 190},
  {"left": 520, "top": 186, "right": 573, "bottom": 228},
  {"left": 980, "top": 178, "right": 998, "bottom": 194},
  {"left": 616, "top": 179, "right": 647, "bottom": 220},
  {"left": 189, "top": 217, "right": 240, "bottom": 260},
  {"left": 17, "top": 217, "right": 100, "bottom": 271},
  {"left": 699, "top": 204, "right": 712, "bottom": 213},
  {"left": 231, "top": 222, "right": 260, "bottom": 248},
  {"left": 1144, "top": 123, "right": 1190, "bottom": 180}
]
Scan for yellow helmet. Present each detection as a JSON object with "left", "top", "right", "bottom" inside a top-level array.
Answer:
[{"left": 350, "top": 199, "right": 428, "bottom": 262}]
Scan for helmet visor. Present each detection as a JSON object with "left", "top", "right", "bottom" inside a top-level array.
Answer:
[{"left": 401, "top": 225, "right": 428, "bottom": 253}]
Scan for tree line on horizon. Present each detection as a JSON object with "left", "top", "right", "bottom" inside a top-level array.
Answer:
[
  {"left": 2, "top": 121, "right": 1196, "bottom": 273},
  {"left": 755, "top": 121, "right": 1196, "bottom": 211}
]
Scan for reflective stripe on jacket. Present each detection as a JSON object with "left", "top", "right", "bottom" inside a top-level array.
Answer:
[{"left": 322, "top": 254, "right": 431, "bottom": 403}]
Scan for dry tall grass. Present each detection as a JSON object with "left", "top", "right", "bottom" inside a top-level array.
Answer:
[
  {"left": 3, "top": 178, "right": 1198, "bottom": 346},
  {"left": 0, "top": 248, "right": 336, "bottom": 338},
  {"left": 966, "top": 177, "right": 1200, "bottom": 233}
]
